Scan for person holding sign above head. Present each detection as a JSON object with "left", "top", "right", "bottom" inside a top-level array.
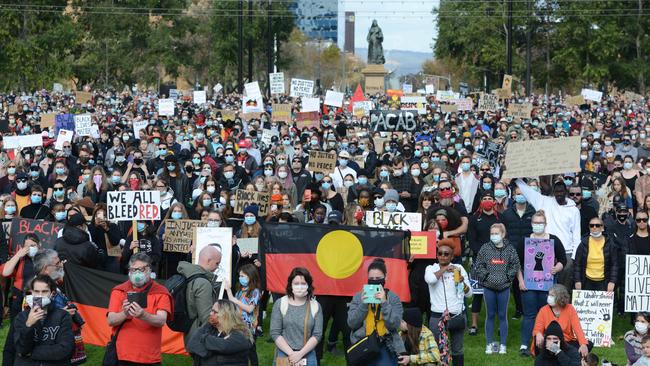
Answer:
[{"left": 573, "top": 217, "right": 618, "bottom": 292}]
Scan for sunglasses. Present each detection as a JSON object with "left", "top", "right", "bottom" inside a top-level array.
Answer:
[
  {"left": 636, "top": 218, "right": 649, "bottom": 223},
  {"left": 568, "top": 192, "right": 582, "bottom": 197},
  {"left": 439, "top": 187, "right": 452, "bottom": 191},
  {"left": 589, "top": 224, "right": 603, "bottom": 228},
  {"left": 437, "top": 251, "right": 452, "bottom": 256}
]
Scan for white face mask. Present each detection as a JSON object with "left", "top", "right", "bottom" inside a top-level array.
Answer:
[
  {"left": 547, "top": 295, "right": 557, "bottom": 307},
  {"left": 25, "top": 295, "right": 51, "bottom": 309},
  {"left": 28, "top": 246, "right": 38, "bottom": 258},
  {"left": 292, "top": 284, "right": 308, "bottom": 298},
  {"left": 636, "top": 321, "right": 649, "bottom": 335}
]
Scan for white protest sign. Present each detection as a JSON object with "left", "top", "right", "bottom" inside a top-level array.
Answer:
[
  {"left": 194, "top": 227, "right": 233, "bottom": 299},
  {"left": 290, "top": 78, "right": 314, "bottom": 98},
  {"left": 452, "top": 98, "right": 474, "bottom": 111},
  {"left": 245, "top": 81, "right": 262, "bottom": 98},
  {"left": 213, "top": 83, "right": 223, "bottom": 95},
  {"left": 425, "top": 84, "right": 435, "bottom": 95},
  {"left": 106, "top": 191, "right": 161, "bottom": 221},
  {"left": 352, "top": 101, "right": 373, "bottom": 117},
  {"left": 365, "top": 211, "right": 422, "bottom": 231},
  {"left": 401, "top": 96, "right": 427, "bottom": 115},
  {"left": 502, "top": 136, "right": 581, "bottom": 178},
  {"left": 402, "top": 84, "right": 413, "bottom": 93},
  {"left": 626, "top": 255, "right": 650, "bottom": 312},
  {"left": 436, "top": 90, "right": 459, "bottom": 102},
  {"left": 158, "top": 98, "right": 175, "bottom": 116},
  {"left": 54, "top": 129, "right": 73, "bottom": 150},
  {"left": 269, "top": 72, "right": 285, "bottom": 94},
  {"left": 301, "top": 97, "right": 321, "bottom": 113},
  {"left": 324, "top": 90, "right": 344, "bottom": 108},
  {"left": 242, "top": 95, "right": 264, "bottom": 113},
  {"left": 74, "top": 114, "right": 93, "bottom": 136},
  {"left": 261, "top": 129, "right": 279, "bottom": 146},
  {"left": 581, "top": 88, "right": 603, "bottom": 103},
  {"left": 132, "top": 120, "right": 149, "bottom": 137},
  {"left": 193, "top": 90, "right": 207, "bottom": 105},
  {"left": 572, "top": 290, "right": 614, "bottom": 347},
  {"left": 3, "top": 134, "right": 43, "bottom": 150}
]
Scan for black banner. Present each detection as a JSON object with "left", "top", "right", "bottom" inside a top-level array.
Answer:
[
  {"left": 370, "top": 110, "right": 418, "bottom": 132},
  {"left": 10, "top": 218, "right": 64, "bottom": 251}
]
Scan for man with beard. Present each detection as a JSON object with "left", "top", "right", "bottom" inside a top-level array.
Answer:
[{"left": 567, "top": 185, "right": 598, "bottom": 237}]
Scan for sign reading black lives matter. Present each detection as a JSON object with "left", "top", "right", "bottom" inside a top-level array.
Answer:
[
  {"left": 626, "top": 255, "right": 650, "bottom": 312},
  {"left": 107, "top": 191, "right": 161, "bottom": 221},
  {"left": 370, "top": 110, "right": 418, "bottom": 132},
  {"left": 234, "top": 190, "right": 271, "bottom": 216}
]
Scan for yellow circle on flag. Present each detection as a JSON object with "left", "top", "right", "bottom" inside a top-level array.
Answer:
[{"left": 316, "top": 230, "right": 363, "bottom": 279}]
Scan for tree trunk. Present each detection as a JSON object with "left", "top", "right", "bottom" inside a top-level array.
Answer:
[{"left": 637, "top": 0, "right": 645, "bottom": 92}]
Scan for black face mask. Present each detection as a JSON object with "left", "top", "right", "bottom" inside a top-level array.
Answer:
[
  {"left": 368, "top": 278, "right": 385, "bottom": 287},
  {"left": 617, "top": 214, "right": 628, "bottom": 222},
  {"left": 185, "top": 166, "right": 193, "bottom": 173},
  {"left": 133, "top": 158, "right": 143, "bottom": 165}
]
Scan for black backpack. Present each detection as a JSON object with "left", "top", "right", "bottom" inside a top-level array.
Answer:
[{"left": 164, "top": 273, "right": 210, "bottom": 333}]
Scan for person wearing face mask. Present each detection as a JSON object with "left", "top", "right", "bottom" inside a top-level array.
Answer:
[
  {"left": 146, "top": 142, "right": 169, "bottom": 174},
  {"left": 348, "top": 258, "right": 405, "bottom": 364},
  {"left": 218, "top": 163, "right": 247, "bottom": 193},
  {"left": 320, "top": 177, "right": 345, "bottom": 213},
  {"left": 382, "top": 189, "right": 405, "bottom": 213},
  {"left": 289, "top": 157, "right": 312, "bottom": 200},
  {"left": 159, "top": 154, "right": 191, "bottom": 205},
  {"left": 388, "top": 157, "right": 416, "bottom": 212},
  {"left": 122, "top": 220, "right": 162, "bottom": 274},
  {"left": 239, "top": 204, "right": 262, "bottom": 239},
  {"left": 20, "top": 185, "right": 53, "bottom": 221},
  {"left": 54, "top": 208, "right": 101, "bottom": 269},
  {"left": 625, "top": 313, "right": 650, "bottom": 365},
  {"left": 533, "top": 320, "right": 581, "bottom": 366},
  {"left": 13, "top": 275, "right": 75, "bottom": 366},
  {"left": 13, "top": 173, "right": 32, "bottom": 213},
  {"left": 473, "top": 224, "right": 520, "bottom": 355},
  {"left": 455, "top": 156, "right": 479, "bottom": 213},
  {"left": 270, "top": 267, "right": 323, "bottom": 366},
  {"left": 107, "top": 253, "right": 173, "bottom": 365},
  {"left": 176, "top": 245, "right": 221, "bottom": 348},
  {"left": 329, "top": 151, "right": 358, "bottom": 190}
]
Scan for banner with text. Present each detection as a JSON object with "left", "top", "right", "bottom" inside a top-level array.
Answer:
[
  {"left": 572, "top": 290, "right": 614, "bottom": 347},
  {"left": 370, "top": 110, "right": 418, "bottom": 132},
  {"left": 626, "top": 255, "right": 650, "bottom": 312},
  {"left": 365, "top": 211, "right": 422, "bottom": 232},
  {"left": 107, "top": 191, "right": 161, "bottom": 221}
]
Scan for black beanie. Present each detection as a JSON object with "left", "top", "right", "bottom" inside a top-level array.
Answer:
[
  {"left": 402, "top": 307, "right": 423, "bottom": 328},
  {"left": 544, "top": 320, "right": 564, "bottom": 342},
  {"left": 68, "top": 213, "right": 85, "bottom": 227}
]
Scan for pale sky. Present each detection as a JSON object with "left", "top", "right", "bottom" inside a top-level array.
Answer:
[{"left": 337, "top": 0, "right": 439, "bottom": 53}]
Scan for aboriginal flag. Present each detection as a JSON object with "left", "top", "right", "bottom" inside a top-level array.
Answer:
[
  {"left": 260, "top": 223, "right": 411, "bottom": 301},
  {"left": 63, "top": 263, "right": 186, "bottom": 355}
]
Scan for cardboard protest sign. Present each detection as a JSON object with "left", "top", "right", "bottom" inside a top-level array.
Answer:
[
  {"left": 508, "top": 103, "right": 533, "bottom": 120},
  {"left": 440, "top": 104, "right": 458, "bottom": 114},
  {"left": 236, "top": 238, "right": 259, "bottom": 255},
  {"left": 242, "top": 95, "right": 264, "bottom": 113},
  {"left": 74, "top": 114, "right": 93, "bottom": 136},
  {"left": 572, "top": 290, "right": 614, "bottom": 347},
  {"left": 261, "top": 129, "right": 279, "bottom": 146},
  {"left": 76, "top": 91, "right": 92, "bottom": 105},
  {"left": 3, "top": 134, "right": 43, "bottom": 150},
  {"left": 158, "top": 98, "right": 175, "bottom": 116},
  {"left": 307, "top": 151, "right": 336, "bottom": 174},
  {"left": 581, "top": 88, "right": 603, "bottom": 103},
  {"left": 324, "top": 90, "right": 344, "bottom": 108},
  {"left": 194, "top": 227, "right": 233, "bottom": 299},
  {"left": 301, "top": 97, "right": 320, "bottom": 113},
  {"left": 502, "top": 136, "right": 581, "bottom": 178},
  {"left": 295, "top": 112, "right": 320, "bottom": 129},
  {"left": 365, "top": 211, "right": 422, "bottom": 232},
  {"left": 452, "top": 98, "right": 474, "bottom": 111},
  {"left": 370, "top": 110, "right": 418, "bottom": 132},
  {"left": 193, "top": 90, "right": 207, "bottom": 105},
  {"left": 352, "top": 155, "right": 365, "bottom": 169},
  {"left": 55, "top": 114, "right": 75, "bottom": 134},
  {"left": 478, "top": 93, "right": 498, "bottom": 112},
  {"left": 234, "top": 190, "right": 270, "bottom": 216},
  {"left": 425, "top": 84, "right": 435, "bottom": 94},
  {"left": 216, "top": 109, "right": 236, "bottom": 121},
  {"left": 271, "top": 103, "right": 291, "bottom": 122},
  {"left": 523, "top": 238, "right": 555, "bottom": 291},
  {"left": 54, "top": 130, "right": 74, "bottom": 150},
  {"left": 132, "top": 120, "right": 149, "bottom": 137},
  {"left": 436, "top": 90, "right": 459, "bottom": 102},
  {"left": 269, "top": 72, "right": 285, "bottom": 94},
  {"left": 626, "top": 255, "right": 650, "bottom": 312},
  {"left": 10, "top": 218, "right": 64, "bottom": 250},
  {"left": 410, "top": 231, "right": 436, "bottom": 259},
  {"left": 290, "top": 78, "right": 314, "bottom": 98},
  {"left": 107, "top": 191, "right": 161, "bottom": 221},
  {"left": 502, "top": 74, "right": 513, "bottom": 91},
  {"left": 163, "top": 220, "right": 206, "bottom": 253},
  {"left": 40, "top": 113, "right": 56, "bottom": 129},
  {"left": 494, "top": 88, "right": 511, "bottom": 99},
  {"left": 401, "top": 96, "right": 427, "bottom": 115},
  {"left": 244, "top": 81, "right": 262, "bottom": 98},
  {"left": 565, "top": 95, "right": 586, "bottom": 107}
]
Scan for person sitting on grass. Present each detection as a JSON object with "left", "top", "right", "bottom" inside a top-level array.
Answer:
[
  {"left": 534, "top": 320, "right": 580, "bottom": 366},
  {"left": 633, "top": 335, "right": 650, "bottom": 366},
  {"left": 398, "top": 307, "right": 441, "bottom": 365}
]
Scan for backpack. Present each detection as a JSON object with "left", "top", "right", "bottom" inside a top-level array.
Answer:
[
  {"left": 279, "top": 296, "right": 319, "bottom": 318},
  {"left": 164, "top": 273, "right": 210, "bottom": 333}
]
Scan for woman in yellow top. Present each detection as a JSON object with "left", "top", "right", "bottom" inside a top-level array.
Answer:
[{"left": 573, "top": 217, "right": 619, "bottom": 292}]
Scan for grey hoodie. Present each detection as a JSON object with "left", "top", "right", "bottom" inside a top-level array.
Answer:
[{"left": 177, "top": 261, "right": 217, "bottom": 345}]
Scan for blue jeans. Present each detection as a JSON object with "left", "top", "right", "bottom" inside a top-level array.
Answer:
[
  {"left": 520, "top": 290, "right": 548, "bottom": 347},
  {"left": 274, "top": 349, "right": 317, "bottom": 366},
  {"left": 483, "top": 288, "right": 510, "bottom": 345},
  {"left": 369, "top": 345, "right": 398, "bottom": 366}
]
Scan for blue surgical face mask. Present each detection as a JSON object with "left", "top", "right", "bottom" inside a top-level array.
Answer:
[
  {"left": 5, "top": 206, "right": 16, "bottom": 215},
  {"left": 431, "top": 157, "right": 440, "bottom": 162},
  {"left": 244, "top": 216, "right": 256, "bottom": 225},
  {"left": 358, "top": 177, "right": 368, "bottom": 185},
  {"left": 315, "top": 173, "right": 324, "bottom": 181},
  {"left": 582, "top": 190, "right": 592, "bottom": 199},
  {"left": 564, "top": 179, "right": 573, "bottom": 187},
  {"left": 225, "top": 155, "right": 235, "bottom": 163},
  {"left": 111, "top": 176, "right": 121, "bottom": 184},
  {"left": 192, "top": 158, "right": 201, "bottom": 165},
  {"left": 421, "top": 162, "right": 430, "bottom": 170},
  {"left": 482, "top": 183, "right": 492, "bottom": 190},
  {"left": 171, "top": 211, "right": 183, "bottom": 220},
  {"left": 30, "top": 171, "right": 39, "bottom": 178},
  {"left": 31, "top": 195, "right": 42, "bottom": 204},
  {"left": 386, "top": 202, "right": 398, "bottom": 212},
  {"left": 53, "top": 189, "right": 64, "bottom": 198},
  {"left": 494, "top": 189, "right": 507, "bottom": 198},
  {"left": 514, "top": 194, "right": 527, "bottom": 204},
  {"left": 137, "top": 223, "right": 146, "bottom": 232},
  {"left": 490, "top": 234, "right": 502, "bottom": 244},
  {"left": 55, "top": 167, "right": 65, "bottom": 175},
  {"left": 239, "top": 276, "right": 249, "bottom": 287},
  {"left": 202, "top": 199, "right": 212, "bottom": 207},
  {"left": 379, "top": 170, "right": 389, "bottom": 179},
  {"left": 321, "top": 182, "right": 331, "bottom": 191},
  {"left": 55, "top": 211, "right": 67, "bottom": 221},
  {"left": 460, "top": 162, "right": 471, "bottom": 171}
]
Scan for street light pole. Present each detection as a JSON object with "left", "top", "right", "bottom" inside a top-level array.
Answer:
[{"left": 238, "top": 0, "right": 243, "bottom": 93}]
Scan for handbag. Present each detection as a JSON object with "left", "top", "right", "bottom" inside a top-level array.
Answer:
[
  {"left": 346, "top": 304, "right": 382, "bottom": 366},
  {"left": 442, "top": 268, "right": 466, "bottom": 332},
  {"left": 102, "top": 321, "right": 125, "bottom": 366},
  {"left": 275, "top": 300, "right": 311, "bottom": 366}
]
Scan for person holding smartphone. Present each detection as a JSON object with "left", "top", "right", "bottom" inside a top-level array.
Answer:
[{"left": 534, "top": 320, "right": 581, "bottom": 366}]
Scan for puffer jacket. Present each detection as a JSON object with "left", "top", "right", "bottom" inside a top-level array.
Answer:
[
  {"left": 187, "top": 326, "right": 252, "bottom": 366},
  {"left": 573, "top": 234, "right": 619, "bottom": 285},
  {"left": 474, "top": 240, "right": 520, "bottom": 291},
  {"left": 14, "top": 305, "right": 75, "bottom": 366},
  {"left": 54, "top": 226, "right": 101, "bottom": 269}
]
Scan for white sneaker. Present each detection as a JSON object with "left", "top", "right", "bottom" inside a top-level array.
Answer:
[
  {"left": 485, "top": 344, "right": 493, "bottom": 354},
  {"left": 499, "top": 345, "right": 507, "bottom": 354}
]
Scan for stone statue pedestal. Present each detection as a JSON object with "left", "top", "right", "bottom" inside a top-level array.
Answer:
[{"left": 362, "top": 64, "right": 388, "bottom": 94}]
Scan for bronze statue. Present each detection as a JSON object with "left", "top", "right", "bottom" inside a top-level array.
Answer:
[{"left": 367, "top": 20, "right": 385, "bottom": 65}]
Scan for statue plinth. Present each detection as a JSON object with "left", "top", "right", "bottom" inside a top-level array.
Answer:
[{"left": 362, "top": 64, "right": 388, "bottom": 94}]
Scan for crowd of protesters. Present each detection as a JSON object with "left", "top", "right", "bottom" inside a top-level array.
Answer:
[{"left": 0, "top": 86, "right": 649, "bottom": 366}]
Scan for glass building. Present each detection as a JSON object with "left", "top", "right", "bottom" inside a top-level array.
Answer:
[{"left": 289, "top": 0, "right": 338, "bottom": 42}]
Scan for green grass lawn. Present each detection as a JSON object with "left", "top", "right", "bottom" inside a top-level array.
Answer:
[{"left": 0, "top": 298, "right": 632, "bottom": 365}]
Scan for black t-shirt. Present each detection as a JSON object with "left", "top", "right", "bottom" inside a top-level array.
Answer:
[{"left": 629, "top": 233, "right": 650, "bottom": 256}]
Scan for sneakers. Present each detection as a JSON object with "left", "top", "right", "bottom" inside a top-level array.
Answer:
[
  {"left": 499, "top": 345, "right": 507, "bottom": 354},
  {"left": 468, "top": 326, "right": 478, "bottom": 336},
  {"left": 519, "top": 346, "right": 531, "bottom": 357},
  {"left": 512, "top": 310, "right": 523, "bottom": 319},
  {"left": 485, "top": 344, "right": 493, "bottom": 355}
]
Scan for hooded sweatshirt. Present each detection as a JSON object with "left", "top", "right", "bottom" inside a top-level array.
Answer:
[
  {"left": 474, "top": 239, "right": 520, "bottom": 291},
  {"left": 516, "top": 179, "right": 581, "bottom": 258},
  {"left": 54, "top": 225, "right": 100, "bottom": 268},
  {"left": 534, "top": 320, "right": 581, "bottom": 366}
]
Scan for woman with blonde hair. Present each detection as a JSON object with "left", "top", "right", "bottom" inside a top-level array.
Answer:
[{"left": 187, "top": 299, "right": 253, "bottom": 366}]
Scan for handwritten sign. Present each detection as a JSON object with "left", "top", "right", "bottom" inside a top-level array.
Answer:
[
  {"left": 478, "top": 93, "right": 498, "bottom": 112},
  {"left": 452, "top": 98, "right": 473, "bottom": 111},
  {"left": 581, "top": 88, "right": 603, "bottom": 103},
  {"left": 107, "top": 191, "right": 161, "bottom": 221},
  {"left": 269, "top": 72, "right": 285, "bottom": 94},
  {"left": 76, "top": 91, "right": 92, "bottom": 105},
  {"left": 216, "top": 109, "right": 236, "bottom": 121},
  {"left": 626, "top": 255, "right": 650, "bottom": 312},
  {"left": 271, "top": 103, "right": 291, "bottom": 122},
  {"left": 353, "top": 101, "right": 373, "bottom": 118},
  {"left": 55, "top": 114, "right": 75, "bottom": 134},
  {"left": 163, "top": 220, "right": 206, "bottom": 253},
  {"left": 508, "top": 103, "right": 533, "bottom": 120},
  {"left": 565, "top": 95, "right": 585, "bottom": 107},
  {"left": 193, "top": 90, "right": 207, "bottom": 105},
  {"left": 244, "top": 81, "right": 262, "bottom": 98},
  {"left": 410, "top": 231, "right": 436, "bottom": 259},
  {"left": 234, "top": 190, "right": 270, "bottom": 216},
  {"left": 523, "top": 238, "right": 555, "bottom": 291},
  {"left": 425, "top": 84, "right": 435, "bottom": 95},
  {"left": 502, "top": 74, "right": 513, "bottom": 91},
  {"left": 572, "top": 290, "right": 614, "bottom": 347},
  {"left": 502, "top": 136, "right": 581, "bottom": 179},
  {"left": 158, "top": 98, "right": 175, "bottom": 116},
  {"left": 290, "top": 78, "right": 314, "bottom": 98},
  {"left": 365, "top": 211, "right": 422, "bottom": 232},
  {"left": 436, "top": 90, "right": 459, "bottom": 102},
  {"left": 370, "top": 110, "right": 418, "bottom": 132},
  {"left": 440, "top": 104, "right": 458, "bottom": 114},
  {"left": 194, "top": 227, "right": 233, "bottom": 299},
  {"left": 10, "top": 218, "right": 64, "bottom": 251},
  {"left": 301, "top": 97, "right": 320, "bottom": 113},
  {"left": 40, "top": 113, "right": 57, "bottom": 129},
  {"left": 401, "top": 96, "right": 427, "bottom": 115},
  {"left": 261, "top": 129, "right": 279, "bottom": 146},
  {"left": 132, "top": 120, "right": 149, "bottom": 137},
  {"left": 3, "top": 134, "right": 43, "bottom": 150},
  {"left": 308, "top": 151, "right": 336, "bottom": 174},
  {"left": 74, "top": 114, "right": 93, "bottom": 136}
]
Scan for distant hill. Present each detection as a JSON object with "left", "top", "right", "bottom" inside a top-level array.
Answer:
[{"left": 355, "top": 48, "right": 433, "bottom": 76}]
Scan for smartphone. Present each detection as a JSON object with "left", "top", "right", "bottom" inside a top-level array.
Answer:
[
  {"left": 33, "top": 296, "right": 43, "bottom": 309},
  {"left": 127, "top": 292, "right": 148, "bottom": 308},
  {"left": 297, "top": 359, "right": 307, "bottom": 366},
  {"left": 363, "top": 284, "right": 382, "bottom": 304},
  {"left": 303, "top": 189, "right": 312, "bottom": 202}
]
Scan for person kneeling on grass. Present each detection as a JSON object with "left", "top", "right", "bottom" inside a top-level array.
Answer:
[
  {"left": 398, "top": 308, "right": 440, "bottom": 365},
  {"left": 534, "top": 320, "right": 580, "bottom": 366}
]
